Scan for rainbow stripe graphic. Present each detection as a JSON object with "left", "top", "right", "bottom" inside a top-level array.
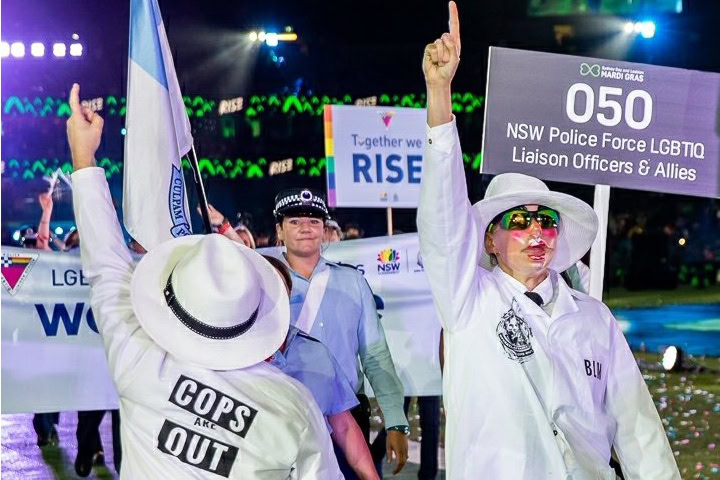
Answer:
[
  {"left": 377, "top": 248, "right": 400, "bottom": 264},
  {"left": 323, "top": 105, "right": 337, "bottom": 207}
]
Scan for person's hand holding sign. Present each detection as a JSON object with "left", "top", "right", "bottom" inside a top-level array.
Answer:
[
  {"left": 66, "top": 83, "right": 104, "bottom": 171},
  {"left": 423, "top": 1, "right": 461, "bottom": 127}
]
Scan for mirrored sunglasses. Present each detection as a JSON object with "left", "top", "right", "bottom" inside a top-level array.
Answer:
[{"left": 490, "top": 206, "right": 560, "bottom": 231}]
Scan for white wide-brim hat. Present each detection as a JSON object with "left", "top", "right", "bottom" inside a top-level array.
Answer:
[
  {"left": 131, "top": 233, "right": 289, "bottom": 371},
  {"left": 473, "top": 173, "right": 598, "bottom": 273}
]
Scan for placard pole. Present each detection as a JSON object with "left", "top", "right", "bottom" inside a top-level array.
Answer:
[{"left": 387, "top": 207, "right": 394, "bottom": 237}]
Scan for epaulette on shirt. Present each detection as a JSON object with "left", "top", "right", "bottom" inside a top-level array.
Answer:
[
  {"left": 296, "top": 331, "right": 321, "bottom": 343},
  {"left": 332, "top": 261, "right": 359, "bottom": 270},
  {"left": 327, "top": 260, "right": 375, "bottom": 293}
]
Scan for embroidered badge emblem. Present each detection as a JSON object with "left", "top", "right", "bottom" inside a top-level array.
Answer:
[
  {"left": 300, "top": 189, "right": 313, "bottom": 203},
  {"left": 168, "top": 165, "right": 192, "bottom": 238},
  {"left": 496, "top": 298, "right": 534, "bottom": 363}
]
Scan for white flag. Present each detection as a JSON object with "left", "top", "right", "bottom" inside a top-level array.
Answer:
[{"left": 123, "top": 0, "right": 193, "bottom": 251}]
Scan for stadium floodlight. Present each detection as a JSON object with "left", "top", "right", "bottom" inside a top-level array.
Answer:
[
  {"left": 265, "top": 33, "right": 279, "bottom": 47},
  {"left": 250, "top": 28, "right": 295, "bottom": 46},
  {"left": 638, "top": 21, "right": 656, "bottom": 39},
  {"left": 55, "top": 226, "right": 64, "bottom": 235},
  {"left": 662, "top": 345, "right": 683, "bottom": 372},
  {"left": 31, "top": 42, "right": 45, "bottom": 57},
  {"left": 69, "top": 43, "right": 83, "bottom": 57},
  {"left": 10, "top": 42, "right": 25, "bottom": 58},
  {"left": 53, "top": 43, "right": 66, "bottom": 57},
  {"left": 624, "top": 20, "right": 656, "bottom": 39},
  {"left": 1, "top": 41, "right": 10, "bottom": 58}
]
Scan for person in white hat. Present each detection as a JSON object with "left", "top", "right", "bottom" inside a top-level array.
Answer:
[
  {"left": 66, "top": 83, "right": 342, "bottom": 479},
  {"left": 418, "top": 3, "right": 680, "bottom": 479}
]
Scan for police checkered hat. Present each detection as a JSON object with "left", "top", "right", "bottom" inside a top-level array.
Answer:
[{"left": 273, "top": 188, "right": 329, "bottom": 222}]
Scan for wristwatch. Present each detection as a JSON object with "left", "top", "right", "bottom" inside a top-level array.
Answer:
[{"left": 387, "top": 425, "right": 410, "bottom": 436}]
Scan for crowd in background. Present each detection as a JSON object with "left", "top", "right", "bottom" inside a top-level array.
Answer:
[{"left": 8, "top": 186, "right": 720, "bottom": 293}]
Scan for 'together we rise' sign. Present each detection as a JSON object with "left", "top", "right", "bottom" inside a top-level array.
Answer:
[{"left": 324, "top": 105, "right": 427, "bottom": 208}]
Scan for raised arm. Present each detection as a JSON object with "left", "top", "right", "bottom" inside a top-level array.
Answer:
[
  {"left": 417, "top": 2, "right": 480, "bottom": 333},
  {"left": 423, "top": 0, "right": 460, "bottom": 128},
  {"left": 67, "top": 83, "right": 150, "bottom": 390},
  {"left": 36, "top": 192, "right": 54, "bottom": 250},
  {"left": 201, "top": 203, "right": 248, "bottom": 245}
]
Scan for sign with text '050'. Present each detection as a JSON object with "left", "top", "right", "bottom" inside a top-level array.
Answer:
[
  {"left": 324, "top": 105, "right": 426, "bottom": 207},
  {"left": 481, "top": 47, "right": 720, "bottom": 198}
]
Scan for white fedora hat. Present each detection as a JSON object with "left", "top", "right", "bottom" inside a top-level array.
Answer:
[
  {"left": 473, "top": 173, "right": 598, "bottom": 273},
  {"left": 130, "top": 233, "right": 289, "bottom": 371}
]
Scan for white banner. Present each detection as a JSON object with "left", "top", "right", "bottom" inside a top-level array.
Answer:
[
  {"left": 1, "top": 247, "right": 119, "bottom": 413},
  {"left": 324, "top": 105, "right": 427, "bottom": 208},
  {"left": 1, "top": 234, "right": 442, "bottom": 413}
]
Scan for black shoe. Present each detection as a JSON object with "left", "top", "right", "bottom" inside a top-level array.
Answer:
[
  {"left": 37, "top": 427, "right": 59, "bottom": 448},
  {"left": 74, "top": 456, "right": 91, "bottom": 477},
  {"left": 74, "top": 449, "right": 95, "bottom": 477}
]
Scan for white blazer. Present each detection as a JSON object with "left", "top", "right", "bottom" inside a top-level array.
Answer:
[
  {"left": 417, "top": 119, "right": 680, "bottom": 480},
  {"left": 72, "top": 167, "right": 343, "bottom": 479}
]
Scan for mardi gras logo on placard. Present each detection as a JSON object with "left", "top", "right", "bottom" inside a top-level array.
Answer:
[
  {"left": 580, "top": 62, "right": 601, "bottom": 77},
  {"left": 379, "top": 111, "right": 395, "bottom": 130}
]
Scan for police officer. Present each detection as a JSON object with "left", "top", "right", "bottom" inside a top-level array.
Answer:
[
  {"left": 273, "top": 188, "right": 410, "bottom": 478},
  {"left": 264, "top": 255, "right": 379, "bottom": 480},
  {"left": 211, "top": 214, "right": 380, "bottom": 480}
]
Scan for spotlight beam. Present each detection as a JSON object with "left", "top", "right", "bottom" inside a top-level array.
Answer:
[{"left": 247, "top": 30, "right": 298, "bottom": 45}]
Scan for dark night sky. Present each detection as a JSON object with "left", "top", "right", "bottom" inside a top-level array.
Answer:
[
  {"left": 3, "top": 0, "right": 720, "bottom": 98},
  {"left": 2, "top": 0, "right": 719, "bottom": 238}
]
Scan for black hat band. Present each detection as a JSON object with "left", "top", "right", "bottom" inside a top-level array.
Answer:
[{"left": 164, "top": 271, "right": 258, "bottom": 340}]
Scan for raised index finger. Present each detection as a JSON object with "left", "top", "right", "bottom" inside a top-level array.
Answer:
[
  {"left": 68, "top": 83, "right": 81, "bottom": 114},
  {"left": 449, "top": 1, "right": 461, "bottom": 52}
]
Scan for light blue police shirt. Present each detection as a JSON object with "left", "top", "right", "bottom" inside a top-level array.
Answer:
[
  {"left": 281, "top": 255, "right": 408, "bottom": 429},
  {"left": 269, "top": 326, "right": 358, "bottom": 428}
]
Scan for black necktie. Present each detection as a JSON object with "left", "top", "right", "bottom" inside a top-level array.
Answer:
[{"left": 524, "top": 291, "right": 543, "bottom": 307}]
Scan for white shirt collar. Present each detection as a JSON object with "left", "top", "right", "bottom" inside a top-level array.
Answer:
[{"left": 493, "top": 267, "right": 553, "bottom": 305}]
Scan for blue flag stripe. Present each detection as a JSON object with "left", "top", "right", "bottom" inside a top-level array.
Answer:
[{"left": 129, "top": 0, "right": 169, "bottom": 89}]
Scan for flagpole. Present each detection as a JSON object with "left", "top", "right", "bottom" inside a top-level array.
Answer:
[{"left": 186, "top": 144, "right": 213, "bottom": 234}]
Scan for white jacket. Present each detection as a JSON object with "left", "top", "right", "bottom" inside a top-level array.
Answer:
[
  {"left": 73, "top": 167, "right": 342, "bottom": 479},
  {"left": 417, "top": 119, "right": 680, "bottom": 480}
]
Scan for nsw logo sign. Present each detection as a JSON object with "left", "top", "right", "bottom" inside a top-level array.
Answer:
[{"left": 377, "top": 248, "right": 401, "bottom": 274}]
